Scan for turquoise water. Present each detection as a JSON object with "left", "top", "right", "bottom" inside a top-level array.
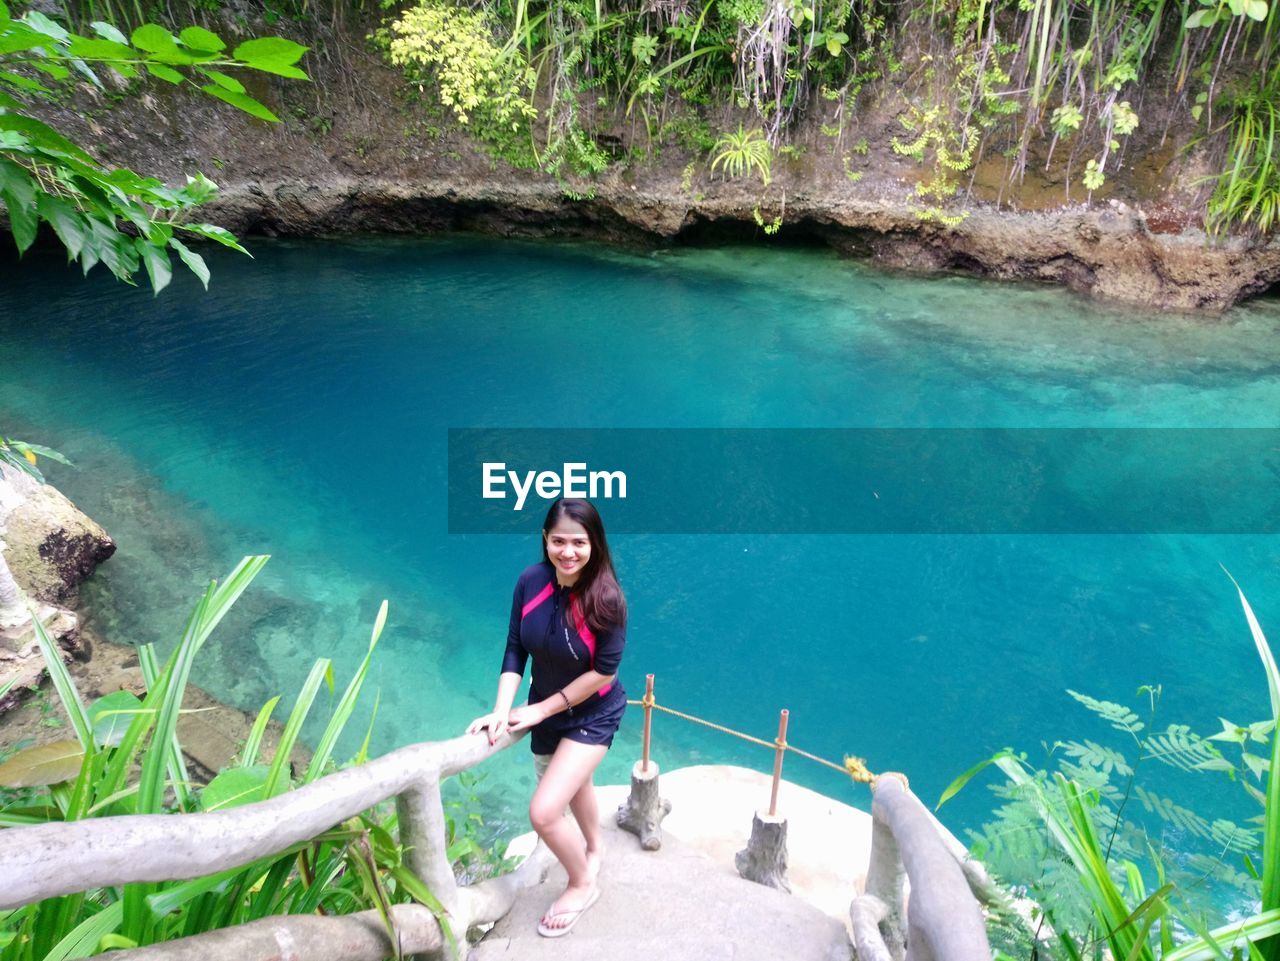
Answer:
[{"left": 2, "top": 236, "right": 1279, "bottom": 840}]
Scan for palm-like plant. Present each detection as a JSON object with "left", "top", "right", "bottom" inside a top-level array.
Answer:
[{"left": 710, "top": 125, "right": 773, "bottom": 186}]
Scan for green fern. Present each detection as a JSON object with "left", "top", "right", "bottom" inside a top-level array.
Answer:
[
  {"left": 1145, "top": 724, "right": 1225, "bottom": 773},
  {"left": 1058, "top": 739, "right": 1134, "bottom": 777},
  {"left": 1067, "top": 689, "right": 1145, "bottom": 735},
  {"left": 1135, "top": 786, "right": 1213, "bottom": 841},
  {"left": 1209, "top": 817, "right": 1261, "bottom": 853}
]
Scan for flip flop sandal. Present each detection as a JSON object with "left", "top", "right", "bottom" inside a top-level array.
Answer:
[{"left": 537, "top": 888, "right": 601, "bottom": 938}]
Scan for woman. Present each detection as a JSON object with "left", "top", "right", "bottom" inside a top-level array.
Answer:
[{"left": 466, "top": 497, "right": 628, "bottom": 937}]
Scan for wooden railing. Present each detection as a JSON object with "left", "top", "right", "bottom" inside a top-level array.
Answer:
[
  {"left": 853, "top": 775, "right": 993, "bottom": 961},
  {"left": 1, "top": 723, "right": 998, "bottom": 961},
  {"left": 0, "top": 730, "right": 549, "bottom": 961}
]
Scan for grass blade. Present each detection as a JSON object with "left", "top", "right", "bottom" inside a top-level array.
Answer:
[
  {"left": 42, "top": 900, "right": 123, "bottom": 961},
  {"left": 305, "top": 600, "right": 388, "bottom": 783},
  {"left": 264, "top": 658, "right": 330, "bottom": 797},
  {"left": 139, "top": 644, "right": 191, "bottom": 811},
  {"left": 31, "top": 610, "right": 93, "bottom": 750},
  {"left": 241, "top": 695, "right": 281, "bottom": 767}
]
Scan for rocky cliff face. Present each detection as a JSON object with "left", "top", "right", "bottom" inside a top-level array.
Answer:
[{"left": 35, "top": 20, "right": 1280, "bottom": 310}]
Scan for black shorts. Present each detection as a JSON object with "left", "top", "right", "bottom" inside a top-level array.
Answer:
[{"left": 530, "top": 684, "right": 627, "bottom": 755}]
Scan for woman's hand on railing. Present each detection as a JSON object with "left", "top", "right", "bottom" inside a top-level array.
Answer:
[
  {"left": 506, "top": 703, "right": 550, "bottom": 735},
  {"left": 466, "top": 712, "right": 510, "bottom": 745}
]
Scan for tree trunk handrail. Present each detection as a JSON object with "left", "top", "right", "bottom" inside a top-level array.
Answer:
[
  {"left": 0, "top": 729, "right": 551, "bottom": 961},
  {"left": 854, "top": 776, "right": 993, "bottom": 961}
]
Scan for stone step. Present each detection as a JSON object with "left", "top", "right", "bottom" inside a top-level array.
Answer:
[{"left": 469, "top": 814, "right": 853, "bottom": 961}]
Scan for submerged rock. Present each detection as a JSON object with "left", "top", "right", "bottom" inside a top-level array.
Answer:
[
  {"left": 0, "top": 466, "right": 114, "bottom": 717},
  {"left": 0, "top": 467, "right": 115, "bottom": 606}
]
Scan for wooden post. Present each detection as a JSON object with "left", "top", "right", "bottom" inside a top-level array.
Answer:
[
  {"left": 768, "top": 709, "right": 788, "bottom": 817},
  {"left": 641, "top": 674, "right": 654, "bottom": 773},
  {"left": 618, "top": 674, "right": 670, "bottom": 850},
  {"left": 616, "top": 759, "right": 671, "bottom": 851},
  {"left": 737, "top": 709, "right": 791, "bottom": 892}
]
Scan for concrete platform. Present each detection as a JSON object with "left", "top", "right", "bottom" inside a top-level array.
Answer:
[{"left": 471, "top": 765, "right": 863, "bottom": 960}]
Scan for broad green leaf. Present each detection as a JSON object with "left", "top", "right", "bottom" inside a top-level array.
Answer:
[
  {"left": 199, "top": 84, "right": 279, "bottom": 122},
  {"left": 89, "top": 690, "right": 145, "bottom": 748},
  {"left": 180, "top": 220, "right": 251, "bottom": 254},
  {"left": 67, "top": 37, "right": 137, "bottom": 61},
  {"left": 0, "top": 0, "right": 9, "bottom": 23},
  {"left": 0, "top": 112, "right": 96, "bottom": 163},
  {"left": 22, "top": 11, "right": 68, "bottom": 41},
  {"left": 0, "top": 69, "right": 50, "bottom": 93},
  {"left": 181, "top": 171, "right": 218, "bottom": 204},
  {"left": 90, "top": 20, "right": 129, "bottom": 43},
  {"left": 130, "top": 23, "right": 178, "bottom": 53},
  {"left": 1210, "top": 716, "right": 1249, "bottom": 743},
  {"left": 1245, "top": 0, "right": 1268, "bottom": 17},
  {"left": 179, "top": 26, "right": 224, "bottom": 52},
  {"left": 0, "top": 24, "right": 45, "bottom": 56},
  {"left": 169, "top": 237, "right": 209, "bottom": 289},
  {"left": 0, "top": 740, "right": 84, "bottom": 786},
  {"left": 233, "top": 36, "right": 307, "bottom": 68},
  {"left": 243, "top": 60, "right": 307, "bottom": 80},
  {"left": 145, "top": 62, "right": 183, "bottom": 84},
  {"left": 197, "top": 68, "right": 244, "bottom": 93},
  {"left": 200, "top": 764, "right": 270, "bottom": 810},
  {"left": 0, "top": 156, "right": 37, "bottom": 252},
  {"left": 32, "top": 60, "right": 70, "bottom": 80},
  {"left": 0, "top": 128, "right": 29, "bottom": 149},
  {"left": 36, "top": 193, "right": 86, "bottom": 261}
]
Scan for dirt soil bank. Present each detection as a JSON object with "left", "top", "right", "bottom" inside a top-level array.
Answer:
[{"left": 49, "top": 22, "right": 1280, "bottom": 310}]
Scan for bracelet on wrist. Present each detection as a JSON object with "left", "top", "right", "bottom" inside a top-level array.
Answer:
[{"left": 556, "top": 689, "right": 571, "bottom": 712}]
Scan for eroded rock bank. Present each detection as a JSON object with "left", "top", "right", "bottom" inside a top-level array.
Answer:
[
  {"left": 39, "top": 21, "right": 1278, "bottom": 314},
  {"left": 202, "top": 175, "right": 1280, "bottom": 311}
]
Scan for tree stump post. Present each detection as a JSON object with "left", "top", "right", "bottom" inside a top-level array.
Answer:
[
  {"left": 735, "top": 810, "right": 790, "bottom": 892},
  {"left": 615, "top": 759, "right": 671, "bottom": 850}
]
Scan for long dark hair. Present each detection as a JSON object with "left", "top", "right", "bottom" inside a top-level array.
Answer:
[{"left": 541, "top": 498, "right": 627, "bottom": 633}]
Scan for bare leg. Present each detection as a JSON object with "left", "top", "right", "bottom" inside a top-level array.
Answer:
[
  {"left": 569, "top": 776, "right": 603, "bottom": 883},
  {"left": 528, "top": 739, "right": 608, "bottom": 930}
]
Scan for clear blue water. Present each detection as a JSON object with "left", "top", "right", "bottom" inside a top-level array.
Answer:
[{"left": 3, "top": 235, "right": 1279, "bottom": 843}]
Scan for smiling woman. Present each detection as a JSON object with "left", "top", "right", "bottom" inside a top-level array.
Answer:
[{"left": 466, "top": 498, "right": 628, "bottom": 937}]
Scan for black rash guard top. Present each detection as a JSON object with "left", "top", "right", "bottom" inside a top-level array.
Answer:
[{"left": 501, "top": 561, "right": 626, "bottom": 714}]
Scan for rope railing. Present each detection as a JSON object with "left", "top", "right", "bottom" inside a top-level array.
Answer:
[{"left": 625, "top": 673, "right": 890, "bottom": 813}]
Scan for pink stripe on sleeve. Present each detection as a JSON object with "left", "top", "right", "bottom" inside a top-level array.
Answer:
[{"left": 571, "top": 595, "right": 612, "bottom": 697}]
